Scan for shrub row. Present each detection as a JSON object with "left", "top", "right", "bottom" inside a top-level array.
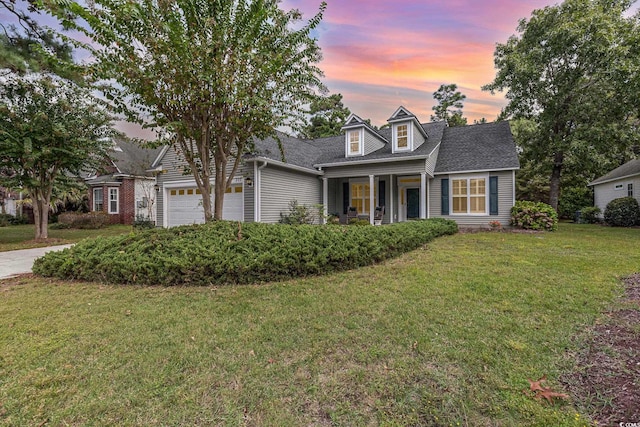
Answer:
[
  {"left": 33, "top": 218, "right": 458, "bottom": 286},
  {"left": 510, "top": 200, "right": 558, "bottom": 231},
  {"left": 57, "top": 211, "right": 110, "bottom": 229}
]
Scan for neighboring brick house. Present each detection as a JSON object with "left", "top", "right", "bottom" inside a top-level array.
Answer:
[{"left": 86, "top": 139, "right": 163, "bottom": 225}]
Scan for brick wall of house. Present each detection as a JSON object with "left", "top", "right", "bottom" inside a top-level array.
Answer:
[{"left": 120, "top": 179, "right": 136, "bottom": 225}]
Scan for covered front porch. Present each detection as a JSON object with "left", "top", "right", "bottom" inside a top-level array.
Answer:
[{"left": 320, "top": 173, "right": 430, "bottom": 225}]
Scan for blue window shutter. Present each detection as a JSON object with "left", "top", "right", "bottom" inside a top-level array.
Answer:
[
  {"left": 342, "top": 182, "right": 349, "bottom": 214},
  {"left": 441, "top": 178, "right": 449, "bottom": 215},
  {"left": 378, "top": 180, "right": 386, "bottom": 208},
  {"left": 489, "top": 176, "right": 498, "bottom": 215}
]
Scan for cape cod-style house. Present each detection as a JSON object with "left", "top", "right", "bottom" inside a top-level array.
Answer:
[{"left": 151, "top": 107, "right": 520, "bottom": 227}]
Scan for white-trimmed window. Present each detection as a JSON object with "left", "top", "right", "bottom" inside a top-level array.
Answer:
[
  {"left": 348, "top": 130, "right": 361, "bottom": 155},
  {"left": 350, "top": 180, "right": 377, "bottom": 215},
  {"left": 108, "top": 187, "right": 119, "bottom": 214},
  {"left": 397, "top": 124, "right": 408, "bottom": 149},
  {"left": 93, "top": 188, "right": 103, "bottom": 212},
  {"left": 451, "top": 176, "right": 487, "bottom": 214},
  {"left": 629, "top": 183, "right": 634, "bottom": 197},
  {"left": 614, "top": 183, "right": 623, "bottom": 190}
]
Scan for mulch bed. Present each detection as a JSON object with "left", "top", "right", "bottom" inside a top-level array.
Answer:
[{"left": 561, "top": 274, "right": 640, "bottom": 426}]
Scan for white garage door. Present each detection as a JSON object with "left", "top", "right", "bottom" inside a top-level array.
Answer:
[{"left": 167, "top": 185, "right": 243, "bottom": 227}]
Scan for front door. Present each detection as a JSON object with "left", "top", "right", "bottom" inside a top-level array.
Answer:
[{"left": 406, "top": 188, "right": 420, "bottom": 219}]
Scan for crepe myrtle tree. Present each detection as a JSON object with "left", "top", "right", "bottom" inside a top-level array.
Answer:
[
  {"left": 0, "top": 73, "right": 114, "bottom": 239},
  {"left": 54, "top": 0, "right": 327, "bottom": 222}
]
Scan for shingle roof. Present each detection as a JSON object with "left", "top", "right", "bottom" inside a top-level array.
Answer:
[
  {"left": 434, "top": 121, "right": 520, "bottom": 173},
  {"left": 310, "top": 121, "right": 446, "bottom": 166},
  {"left": 589, "top": 158, "right": 640, "bottom": 186},
  {"left": 247, "top": 131, "right": 325, "bottom": 170},
  {"left": 110, "top": 139, "right": 164, "bottom": 177}
]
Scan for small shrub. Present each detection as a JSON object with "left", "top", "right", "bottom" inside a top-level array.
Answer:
[
  {"left": 348, "top": 218, "right": 371, "bottom": 226},
  {"left": 510, "top": 200, "right": 558, "bottom": 231},
  {"left": 58, "top": 211, "right": 110, "bottom": 229},
  {"left": 133, "top": 214, "right": 155, "bottom": 229},
  {"left": 279, "top": 200, "right": 322, "bottom": 225},
  {"left": 49, "top": 222, "right": 72, "bottom": 230},
  {"left": 0, "top": 213, "right": 12, "bottom": 227},
  {"left": 488, "top": 220, "right": 502, "bottom": 230},
  {"left": 604, "top": 197, "right": 640, "bottom": 227},
  {"left": 33, "top": 218, "right": 458, "bottom": 286},
  {"left": 9, "top": 214, "right": 29, "bottom": 225},
  {"left": 580, "top": 206, "right": 602, "bottom": 224}
]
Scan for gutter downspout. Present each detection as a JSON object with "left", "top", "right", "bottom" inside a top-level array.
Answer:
[{"left": 255, "top": 160, "right": 267, "bottom": 222}]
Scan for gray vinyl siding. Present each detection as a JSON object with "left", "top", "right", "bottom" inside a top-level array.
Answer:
[
  {"left": 243, "top": 166, "right": 255, "bottom": 222},
  {"left": 430, "top": 170, "right": 515, "bottom": 226},
  {"left": 363, "top": 129, "right": 386, "bottom": 155},
  {"left": 424, "top": 144, "right": 440, "bottom": 176},
  {"left": 259, "top": 165, "right": 322, "bottom": 223},
  {"left": 594, "top": 175, "right": 640, "bottom": 213},
  {"left": 322, "top": 159, "right": 426, "bottom": 179},
  {"left": 412, "top": 122, "right": 425, "bottom": 150}
]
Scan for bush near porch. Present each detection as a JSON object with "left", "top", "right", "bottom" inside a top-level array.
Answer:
[{"left": 33, "top": 219, "right": 458, "bottom": 286}]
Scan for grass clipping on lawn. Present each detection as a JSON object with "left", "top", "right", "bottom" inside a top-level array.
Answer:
[{"left": 33, "top": 219, "right": 458, "bottom": 286}]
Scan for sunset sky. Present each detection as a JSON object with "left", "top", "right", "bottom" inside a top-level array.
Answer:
[{"left": 281, "top": 0, "right": 559, "bottom": 126}]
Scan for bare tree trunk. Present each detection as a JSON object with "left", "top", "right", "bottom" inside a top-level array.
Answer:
[
  {"left": 32, "top": 191, "right": 49, "bottom": 240},
  {"left": 213, "top": 151, "right": 226, "bottom": 221},
  {"left": 548, "top": 150, "right": 564, "bottom": 211}
]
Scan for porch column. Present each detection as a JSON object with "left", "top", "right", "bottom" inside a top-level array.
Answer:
[
  {"left": 389, "top": 174, "right": 394, "bottom": 224},
  {"left": 322, "top": 177, "right": 328, "bottom": 224},
  {"left": 420, "top": 172, "right": 427, "bottom": 219},
  {"left": 369, "top": 174, "right": 375, "bottom": 225}
]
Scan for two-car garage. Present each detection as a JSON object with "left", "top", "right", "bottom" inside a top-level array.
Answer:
[{"left": 166, "top": 184, "right": 244, "bottom": 227}]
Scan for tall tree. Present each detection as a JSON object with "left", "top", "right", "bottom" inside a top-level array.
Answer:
[
  {"left": 0, "top": 0, "right": 82, "bottom": 80},
  {"left": 431, "top": 83, "right": 468, "bottom": 127},
  {"left": 54, "top": 0, "right": 327, "bottom": 222},
  {"left": 0, "top": 74, "right": 114, "bottom": 239},
  {"left": 483, "top": 0, "right": 640, "bottom": 210},
  {"left": 301, "top": 93, "right": 351, "bottom": 138}
]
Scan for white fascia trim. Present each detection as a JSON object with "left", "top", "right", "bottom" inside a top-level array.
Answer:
[
  {"left": 314, "top": 154, "right": 429, "bottom": 168},
  {"left": 588, "top": 172, "right": 640, "bottom": 187},
  {"left": 246, "top": 157, "right": 324, "bottom": 176},
  {"left": 434, "top": 167, "right": 519, "bottom": 176},
  {"left": 151, "top": 145, "right": 170, "bottom": 168},
  {"left": 427, "top": 142, "right": 441, "bottom": 157}
]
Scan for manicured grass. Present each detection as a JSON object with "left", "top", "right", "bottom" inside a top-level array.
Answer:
[
  {"left": 1, "top": 224, "right": 638, "bottom": 426},
  {"left": 0, "top": 224, "right": 132, "bottom": 252}
]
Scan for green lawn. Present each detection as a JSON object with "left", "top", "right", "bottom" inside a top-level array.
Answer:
[
  {"left": 1, "top": 224, "right": 638, "bottom": 426},
  {"left": 0, "top": 224, "right": 132, "bottom": 251}
]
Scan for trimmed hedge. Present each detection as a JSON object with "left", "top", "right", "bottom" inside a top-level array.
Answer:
[
  {"left": 510, "top": 200, "right": 558, "bottom": 231},
  {"left": 604, "top": 196, "right": 640, "bottom": 227},
  {"left": 33, "top": 218, "right": 458, "bottom": 286},
  {"left": 58, "top": 211, "right": 110, "bottom": 229}
]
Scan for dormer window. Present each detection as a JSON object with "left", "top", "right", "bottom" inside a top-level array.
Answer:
[
  {"left": 397, "top": 125, "right": 408, "bottom": 149},
  {"left": 348, "top": 130, "right": 362, "bottom": 155}
]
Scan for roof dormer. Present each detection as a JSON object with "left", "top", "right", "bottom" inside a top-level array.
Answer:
[
  {"left": 341, "top": 114, "right": 387, "bottom": 158},
  {"left": 387, "top": 106, "right": 428, "bottom": 153}
]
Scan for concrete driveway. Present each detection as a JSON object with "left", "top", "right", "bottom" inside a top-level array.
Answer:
[{"left": 0, "top": 244, "right": 73, "bottom": 280}]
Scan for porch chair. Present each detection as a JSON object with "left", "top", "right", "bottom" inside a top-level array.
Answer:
[
  {"left": 347, "top": 206, "right": 358, "bottom": 221},
  {"left": 374, "top": 206, "right": 385, "bottom": 226}
]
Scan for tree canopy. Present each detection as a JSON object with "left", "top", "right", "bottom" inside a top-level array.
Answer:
[
  {"left": 0, "top": 0, "right": 82, "bottom": 80},
  {"left": 431, "top": 83, "right": 468, "bottom": 127},
  {"left": 54, "top": 0, "right": 327, "bottom": 221},
  {"left": 484, "top": 0, "right": 640, "bottom": 211},
  {"left": 301, "top": 93, "right": 351, "bottom": 138},
  {"left": 0, "top": 74, "right": 114, "bottom": 239}
]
